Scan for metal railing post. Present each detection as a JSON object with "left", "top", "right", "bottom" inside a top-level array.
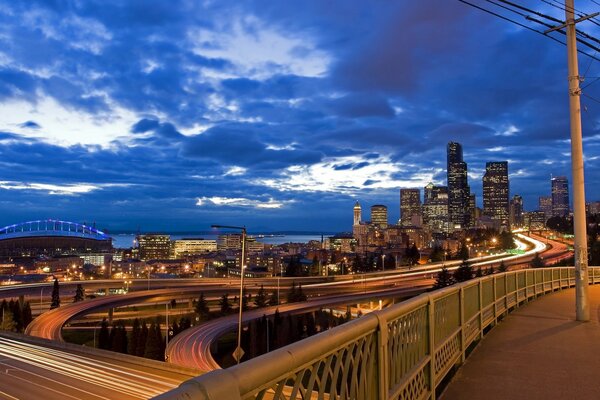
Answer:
[
  {"left": 493, "top": 275, "right": 498, "bottom": 324},
  {"left": 478, "top": 279, "right": 484, "bottom": 339},
  {"left": 459, "top": 286, "right": 466, "bottom": 363},
  {"left": 428, "top": 296, "right": 436, "bottom": 400},
  {"left": 376, "top": 314, "right": 388, "bottom": 400}
]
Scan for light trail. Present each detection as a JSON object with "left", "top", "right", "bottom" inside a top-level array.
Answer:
[{"left": 0, "top": 336, "right": 186, "bottom": 400}]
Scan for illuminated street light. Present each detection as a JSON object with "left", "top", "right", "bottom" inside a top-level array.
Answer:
[{"left": 212, "top": 224, "right": 246, "bottom": 364}]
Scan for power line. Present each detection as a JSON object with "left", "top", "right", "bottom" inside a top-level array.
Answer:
[{"left": 459, "top": 0, "right": 600, "bottom": 62}]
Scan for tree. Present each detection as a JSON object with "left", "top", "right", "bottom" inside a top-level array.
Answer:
[
  {"left": 144, "top": 322, "right": 163, "bottom": 360},
  {"left": 531, "top": 253, "right": 545, "bottom": 268},
  {"left": 453, "top": 262, "right": 473, "bottom": 283},
  {"left": 194, "top": 293, "right": 210, "bottom": 320},
  {"left": 98, "top": 318, "right": 110, "bottom": 350},
  {"left": 486, "top": 265, "right": 496, "bottom": 275},
  {"left": 128, "top": 318, "right": 141, "bottom": 355},
  {"left": 287, "top": 282, "right": 298, "bottom": 303},
  {"left": 111, "top": 320, "right": 128, "bottom": 354},
  {"left": 409, "top": 244, "right": 420, "bottom": 265},
  {"left": 254, "top": 285, "right": 267, "bottom": 308},
  {"left": 268, "top": 290, "right": 279, "bottom": 306},
  {"left": 475, "top": 267, "right": 484, "bottom": 278},
  {"left": 219, "top": 293, "right": 232, "bottom": 314},
  {"left": 21, "top": 301, "right": 32, "bottom": 330},
  {"left": 497, "top": 261, "right": 508, "bottom": 273},
  {"left": 0, "top": 309, "right": 16, "bottom": 331},
  {"left": 499, "top": 232, "right": 515, "bottom": 250},
  {"left": 433, "top": 267, "right": 454, "bottom": 289},
  {"left": 242, "top": 292, "right": 252, "bottom": 311},
  {"left": 73, "top": 284, "right": 84, "bottom": 302},
  {"left": 50, "top": 278, "right": 60, "bottom": 309},
  {"left": 135, "top": 322, "right": 148, "bottom": 357},
  {"left": 458, "top": 241, "right": 470, "bottom": 261},
  {"left": 430, "top": 245, "right": 445, "bottom": 262}
]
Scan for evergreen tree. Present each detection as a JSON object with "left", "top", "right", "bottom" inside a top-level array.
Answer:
[
  {"left": 128, "top": 318, "right": 140, "bottom": 355},
  {"left": 242, "top": 292, "right": 252, "bottom": 311},
  {"left": 9, "top": 300, "right": 22, "bottom": 332},
  {"left": 194, "top": 293, "right": 210, "bottom": 320},
  {"left": 219, "top": 293, "right": 232, "bottom": 314},
  {"left": 73, "top": 284, "right": 84, "bottom": 302},
  {"left": 287, "top": 282, "right": 298, "bottom": 303},
  {"left": 453, "top": 262, "right": 473, "bottom": 282},
  {"left": 499, "top": 232, "right": 515, "bottom": 250},
  {"left": 254, "top": 285, "right": 267, "bottom": 308},
  {"left": 0, "top": 309, "right": 15, "bottom": 331},
  {"left": 171, "top": 320, "right": 180, "bottom": 337},
  {"left": 487, "top": 265, "right": 496, "bottom": 275},
  {"left": 98, "top": 318, "right": 110, "bottom": 350},
  {"left": 136, "top": 322, "right": 148, "bottom": 357},
  {"left": 21, "top": 301, "right": 32, "bottom": 330},
  {"left": 111, "top": 320, "right": 127, "bottom": 354},
  {"left": 50, "top": 278, "right": 60, "bottom": 309},
  {"left": 352, "top": 255, "right": 364, "bottom": 273},
  {"left": 531, "top": 253, "right": 545, "bottom": 268},
  {"left": 268, "top": 290, "right": 279, "bottom": 306},
  {"left": 458, "top": 241, "right": 470, "bottom": 261},
  {"left": 430, "top": 245, "right": 445, "bottom": 262},
  {"left": 179, "top": 317, "right": 191, "bottom": 332},
  {"left": 475, "top": 267, "right": 484, "bottom": 278},
  {"left": 497, "top": 261, "right": 508, "bottom": 273},
  {"left": 296, "top": 284, "right": 307, "bottom": 302},
  {"left": 144, "top": 322, "right": 163, "bottom": 360},
  {"left": 433, "top": 267, "right": 455, "bottom": 289},
  {"left": 409, "top": 244, "right": 420, "bottom": 265}
]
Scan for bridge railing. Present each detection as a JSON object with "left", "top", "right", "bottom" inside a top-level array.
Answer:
[{"left": 154, "top": 267, "right": 599, "bottom": 400}]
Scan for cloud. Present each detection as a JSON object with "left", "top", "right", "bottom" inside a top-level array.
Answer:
[{"left": 196, "top": 196, "right": 293, "bottom": 209}]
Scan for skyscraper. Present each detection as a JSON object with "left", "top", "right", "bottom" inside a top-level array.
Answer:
[
  {"left": 551, "top": 176, "right": 569, "bottom": 217},
  {"left": 447, "top": 142, "right": 471, "bottom": 229},
  {"left": 482, "top": 161, "right": 510, "bottom": 229},
  {"left": 539, "top": 196, "right": 552, "bottom": 221},
  {"left": 353, "top": 201, "right": 362, "bottom": 226},
  {"left": 400, "top": 189, "right": 421, "bottom": 226},
  {"left": 510, "top": 194, "right": 524, "bottom": 228},
  {"left": 423, "top": 184, "right": 449, "bottom": 233},
  {"left": 370, "top": 205, "right": 388, "bottom": 228}
]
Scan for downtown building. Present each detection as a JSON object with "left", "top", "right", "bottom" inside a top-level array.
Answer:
[
  {"left": 400, "top": 189, "right": 422, "bottom": 226},
  {"left": 551, "top": 176, "right": 570, "bottom": 217},
  {"left": 539, "top": 196, "right": 553, "bottom": 222},
  {"left": 447, "top": 142, "right": 471, "bottom": 230},
  {"left": 423, "top": 183, "right": 450, "bottom": 234},
  {"left": 136, "top": 234, "right": 172, "bottom": 261},
  {"left": 370, "top": 205, "right": 388, "bottom": 228},
  {"left": 509, "top": 195, "right": 524, "bottom": 228},
  {"left": 482, "top": 161, "right": 510, "bottom": 230}
]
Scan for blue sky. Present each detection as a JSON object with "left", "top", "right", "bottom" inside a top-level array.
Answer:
[{"left": 1, "top": 0, "right": 600, "bottom": 232}]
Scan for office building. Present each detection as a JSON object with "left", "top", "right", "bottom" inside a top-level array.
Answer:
[
  {"left": 172, "top": 239, "right": 217, "bottom": 258},
  {"left": 423, "top": 184, "right": 449, "bottom": 233},
  {"left": 370, "top": 205, "right": 388, "bottom": 228},
  {"left": 137, "top": 234, "right": 171, "bottom": 261},
  {"left": 482, "top": 161, "right": 510, "bottom": 229},
  {"left": 551, "top": 176, "right": 569, "bottom": 217},
  {"left": 447, "top": 142, "right": 471, "bottom": 229},
  {"left": 510, "top": 195, "right": 524, "bottom": 228},
  {"left": 539, "top": 196, "right": 552, "bottom": 221},
  {"left": 400, "top": 189, "right": 422, "bottom": 226}
]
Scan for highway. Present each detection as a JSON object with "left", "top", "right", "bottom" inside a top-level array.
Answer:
[{"left": 0, "top": 336, "right": 193, "bottom": 400}]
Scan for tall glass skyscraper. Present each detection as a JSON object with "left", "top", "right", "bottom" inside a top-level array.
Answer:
[
  {"left": 483, "top": 161, "right": 510, "bottom": 229},
  {"left": 447, "top": 142, "right": 470, "bottom": 229},
  {"left": 551, "top": 176, "right": 570, "bottom": 217}
]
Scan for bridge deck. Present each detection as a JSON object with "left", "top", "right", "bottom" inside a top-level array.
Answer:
[{"left": 442, "top": 284, "right": 600, "bottom": 400}]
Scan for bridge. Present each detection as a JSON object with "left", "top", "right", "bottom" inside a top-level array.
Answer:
[{"left": 154, "top": 267, "right": 600, "bottom": 400}]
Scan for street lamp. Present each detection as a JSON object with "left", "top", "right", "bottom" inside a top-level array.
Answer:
[
  {"left": 381, "top": 254, "right": 386, "bottom": 271},
  {"left": 212, "top": 224, "right": 246, "bottom": 364}
]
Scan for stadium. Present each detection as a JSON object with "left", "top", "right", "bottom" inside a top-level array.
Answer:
[{"left": 0, "top": 219, "right": 112, "bottom": 257}]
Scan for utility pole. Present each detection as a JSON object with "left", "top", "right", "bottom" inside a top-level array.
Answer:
[{"left": 547, "top": 0, "right": 596, "bottom": 321}]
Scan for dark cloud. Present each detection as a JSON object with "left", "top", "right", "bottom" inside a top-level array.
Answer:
[{"left": 0, "top": 1, "right": 598, "bottom": 231}]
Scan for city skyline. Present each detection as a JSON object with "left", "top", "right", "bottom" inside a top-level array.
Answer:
[{"left": 1, "top": 1, "right": 600, "bottom": 232}]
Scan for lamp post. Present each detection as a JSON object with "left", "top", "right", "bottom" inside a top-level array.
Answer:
[
  {"left": 212, "top": 224, "right": 247, "bottom": 364},
  {"left": 381, "top": 254, "right": 386, "bottom": 272}
]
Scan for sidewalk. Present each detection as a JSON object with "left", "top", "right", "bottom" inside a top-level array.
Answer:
[{"left": 441, "top": 284, "right": 600, "bottom": 400}]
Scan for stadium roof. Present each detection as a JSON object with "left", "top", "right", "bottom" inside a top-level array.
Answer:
[{"left": 0, "top": 219, "right": 111, "bottom": 241}]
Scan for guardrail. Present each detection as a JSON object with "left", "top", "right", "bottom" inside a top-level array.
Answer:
[{"left": 154, "top": 267, "right": 599, "bottom": 400}]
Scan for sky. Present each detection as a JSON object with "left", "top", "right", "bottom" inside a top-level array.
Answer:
[{"left": 1, "top": 0, "right": 600, "bottom": 233}]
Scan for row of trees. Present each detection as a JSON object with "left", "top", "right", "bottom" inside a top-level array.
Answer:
[
  {"left": 433, "top": 262, "right": 509, "bottom": 289},
  {"left": 97, "top": 318, "right": 166, "bottom": 361},
  {"left": 49, "top": 279, "right": 86, "bottom": 310},
  {"left": 232, "top": 309, "right": 351, "bottom": 364},
  {"left": 0, "top": 299, "right": 33, "bottom": 332}
]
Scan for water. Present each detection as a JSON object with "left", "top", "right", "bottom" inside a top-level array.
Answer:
[{"left": 110, "top": 233, "right": 329, "bottom": 248}]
